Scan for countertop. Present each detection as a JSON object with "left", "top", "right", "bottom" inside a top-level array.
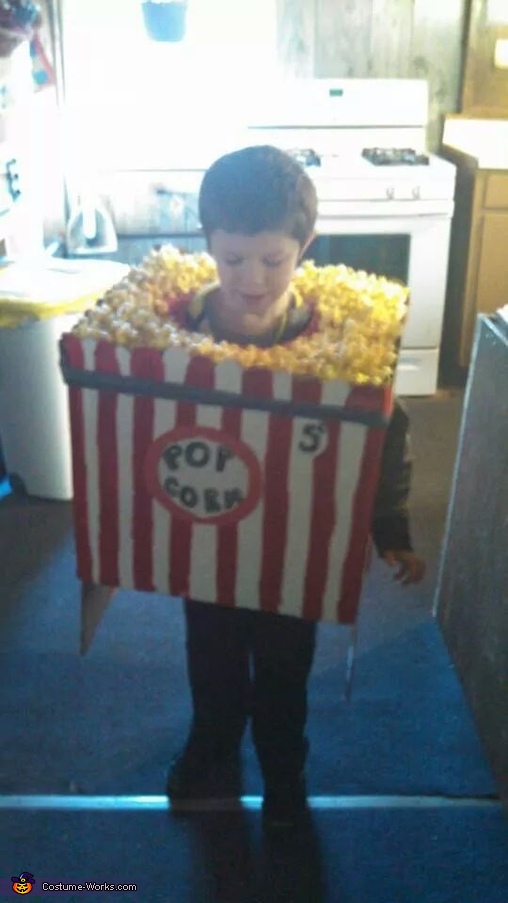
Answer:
[{"left": 442, "top": 117, "right": 508, "bottom": 170}]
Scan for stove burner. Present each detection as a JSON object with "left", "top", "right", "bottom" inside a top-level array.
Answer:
[
  {"left": 362, "top": 147, "right": 430, "bottom": 166},
  {"left": 287, "top": 148, "right": 321, "bottom": 167}
]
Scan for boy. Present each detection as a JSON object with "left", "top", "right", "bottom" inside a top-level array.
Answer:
[{"left": 166, "top": 145, "right": 426, "bottom": 830}]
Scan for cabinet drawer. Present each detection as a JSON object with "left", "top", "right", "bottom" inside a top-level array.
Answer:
[
  {"left": 476, "top": 213, "right": 508, "bottom": 313},
  {"left": 484, "top": 174, "right": 508, "bottom": 209}
]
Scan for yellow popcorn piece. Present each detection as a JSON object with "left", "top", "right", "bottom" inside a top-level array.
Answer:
[{"left": 71, "top": 245, "right": 409, "bottom": 386}]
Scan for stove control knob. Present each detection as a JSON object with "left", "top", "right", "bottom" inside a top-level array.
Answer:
[
  {"left": 386, "top": 186, "right": 395, "bottom": 199},
  {"left": 412, "top": 186, "right": 421, "bottom": 199}
]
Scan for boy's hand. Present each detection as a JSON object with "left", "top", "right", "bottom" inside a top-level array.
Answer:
[{"left": 381, "top": 550, "right": 426, "bottom": 585}]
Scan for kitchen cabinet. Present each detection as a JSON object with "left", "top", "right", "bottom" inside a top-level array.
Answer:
[
  {"left": 440, "top": 0, "right": 508, "bottom": 383},
  {"left": 460, "top": 0, "right": 508, "bottom": 117},
  {"left": 440, "top": 138, "right": 508, "bottom": 380},
  {"left": 476, "top": 209, "right": 508, "bottom": 311}
]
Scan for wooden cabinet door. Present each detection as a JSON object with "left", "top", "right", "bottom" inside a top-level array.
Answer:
[{"left": 476, "top": 213, "right": 508, "bottom": 314}]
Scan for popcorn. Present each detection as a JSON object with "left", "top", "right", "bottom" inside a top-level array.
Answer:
[{"left": 71, "top": 245, "right": 409, "bottom": 386}]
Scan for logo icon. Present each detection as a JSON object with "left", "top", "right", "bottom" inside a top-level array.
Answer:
[{"left": 11, "top": 872, "right": 35, "bottom": 894}]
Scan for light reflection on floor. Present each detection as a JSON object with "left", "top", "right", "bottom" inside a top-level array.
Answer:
[{"left": 0, "top": 478, "right": 12, "bottom": 500}]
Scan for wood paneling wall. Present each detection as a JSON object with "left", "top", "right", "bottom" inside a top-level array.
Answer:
[
  {"left": 461, "top": 0, "right": 508, "bottom": 115},
  {"left": 277, "top": 0, "right": 468, "bottom": 150}
]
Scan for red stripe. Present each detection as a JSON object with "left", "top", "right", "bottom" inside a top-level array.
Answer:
[
  {"left": 130, "top": 349, "right": 164, "bottom": 591},
  {"left": 338, "top": 425, "right": 386, "bottom": 624},
  {"left": 68, "top": 368, "right": 92, "bottom": 582},
  {"left": 256, "top": 369, "right": 291, "bottom": 614},
  {"left": 291, "top": 375, "right": 322, "bottom": 405},
  {"left": 335, "top": 384, "right": 394, "bottom": 623},
  {"left": 345, "top": 384, "right": 393, "bottom": 416},
  {"left": 302, "top": 420, "right": 339, "bottom": 621},
  {"left": 380, "top": 386, "right": 394, "bottom": 418},
  {"left": 185, "top": 353, "right": 218, "bottom": 390},
  {"left": 169, "top": 355, "right": 214, "bottom": 598},
  {"left": 61, "top": 333, "right": 84, "bottom": 368},
  {"left": 95, "top": 343, "right": 120, "bottom": 586},
  {"left": 216, "top": 404, "right": 242, "bottom": 608},
  {"left": 241, "top": 365, "right": 275, "bottom": 401},
  {"left": 289, "top": 377, "right": 334, "bottom": 621}
]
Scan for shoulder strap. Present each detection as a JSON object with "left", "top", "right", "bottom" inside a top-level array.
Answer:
[
  {"left": 186, "top": 284, "right": 217, "bottom": 330},
  {"left": 279, "top": 300, "right": 314, "bottom": 342}
]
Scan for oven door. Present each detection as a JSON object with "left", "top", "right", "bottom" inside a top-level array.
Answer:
[{"left": 308, "top": 208, "right": 454, "bottom": 395}]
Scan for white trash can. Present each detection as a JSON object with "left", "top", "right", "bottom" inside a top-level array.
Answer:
[{"left": 0, "top": 258, "right": 128, "bottom": 500}]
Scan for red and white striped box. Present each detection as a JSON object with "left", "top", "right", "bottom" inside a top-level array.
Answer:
[{"left": 60, "top": 334, "right": 394, "bottom": 625}]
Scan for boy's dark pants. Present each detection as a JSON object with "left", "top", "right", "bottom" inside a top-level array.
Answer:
[{"left": 184, "top": 599, "right": 317, "bottom": 787}]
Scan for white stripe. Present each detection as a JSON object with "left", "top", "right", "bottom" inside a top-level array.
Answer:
[
  {"left": 235, "top": 408, "right": 269, "bottom": 612},
  {"left": 279, "top": 379, "right": 325, "bottom": 618},
  {"left": 187, "top": 362, "right": 245, "bottom": 604},
  {"left": 81, "top": 338, "right": 97, "bottom": 371},
  {"left": 320, "top": 378, "right": 352, "bottom": 409},
  {"left": 82, "top": 342, "right": 100, "bottom": 583},
  {"left": 114, "top": 348, "right": 135, "bottom": 588},
  {"left": 278, "top": 414, "right": 315, "bottom": 618},
  {"left": 322, "top": 422, "right": 368, "bottom": 622},
  {"left": 187, "top": 362, "right": 243, "bottom": 603},
  {"left": 166, "top": 346, "right": 195, "bottom": 389},
  {"left": 187, "top": 403, "right": 221, "bottom": 603},
  {"left": 161, "top": 346, "right": 193, "bottom": 385},
  {"left": 272, "top": 369, "right": 293, "bottom": 401},
  {"left": 213, "top": 359, "right": 244, "bottom": 398},
  {"left": 214, "top": 358, "right": 244, "bottom": 394},
  {"left": 151, "top": 400, "right": 174, "bottom": 595},
  {"left": 151, "top": 349, "right": 192, "bottom": 593}
]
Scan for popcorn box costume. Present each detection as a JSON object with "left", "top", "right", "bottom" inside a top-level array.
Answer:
[{"left": 60, "top": 246, "right": 409, "bottom": 652}]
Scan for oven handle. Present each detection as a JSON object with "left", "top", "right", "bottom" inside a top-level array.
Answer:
[
  {"left": 316, "top": 201, "right": 454, "bottom": 222},
  {"left": 315, "top": 212, "right": 453, "bottom": 234}
]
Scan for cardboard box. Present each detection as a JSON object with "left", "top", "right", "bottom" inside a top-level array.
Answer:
[{"left": 61, "top": 333, "right": 394, "bottom": 626}]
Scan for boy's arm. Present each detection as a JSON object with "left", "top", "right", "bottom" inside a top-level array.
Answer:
[
  {"left": 370, "top": 398, "right": 426, "bottom": 585},
  {"left": 371, "top": 398, "right": 414, "bottom": 555}
]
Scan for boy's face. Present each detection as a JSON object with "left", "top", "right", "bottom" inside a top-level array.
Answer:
[{"left": 209, "top": 230, "right": 303, "bottom": 336}]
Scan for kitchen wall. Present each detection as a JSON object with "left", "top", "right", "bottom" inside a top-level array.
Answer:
[
  {"left": 461, "top": 0, "right": 508, "bottom": 114},
  {"left": 277, "top": 0, "right": 468, "bottom": 152},
  {"left": 42, "top": 0, "right": 469, "bottom": 242}
]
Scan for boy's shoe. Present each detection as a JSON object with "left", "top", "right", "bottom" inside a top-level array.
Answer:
[
  {"left": 261, "top": 778, "right": 311, "bottom": 832},
  {"left": 166, "top": 734, "right": 241, "bottom": 801}
]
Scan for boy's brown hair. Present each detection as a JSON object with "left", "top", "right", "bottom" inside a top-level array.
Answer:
[{"left": 198, "top": 145, "right": 318, "bottom": 248}]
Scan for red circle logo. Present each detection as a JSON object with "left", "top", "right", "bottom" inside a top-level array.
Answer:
[{"left": 144, "top": 426, "right": 263, "bottom": 525}]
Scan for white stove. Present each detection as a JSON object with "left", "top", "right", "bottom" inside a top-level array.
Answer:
[
  {"left": 238, "top": 78, "right": 457, "bottom": 395},
  {"left": 296, "top": 153, "right": 454, "bottom": 212}
]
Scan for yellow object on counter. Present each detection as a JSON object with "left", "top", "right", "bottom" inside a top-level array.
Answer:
[{"left": 0, "top": 258, "right": 129, "bottom": 329}]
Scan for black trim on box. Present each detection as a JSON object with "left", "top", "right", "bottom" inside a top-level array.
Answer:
[{"left": 60, "top": 361, "right": 391, "bottom": 428}]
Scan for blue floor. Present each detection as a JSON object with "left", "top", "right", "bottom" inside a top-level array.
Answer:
[
  {"left": 1, "top": 392, "right": 507, "bottom": 901},
  {"left": 2, "top": 803, "right": 508, "bottom": 902},
  {"left": 0, "top": 477, "right": 11, "bottom": 501}
]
